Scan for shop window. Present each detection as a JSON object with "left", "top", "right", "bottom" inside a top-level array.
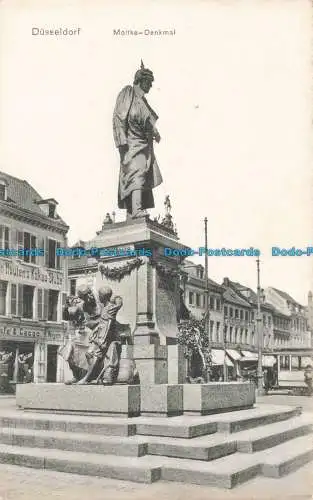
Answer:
[
  {"left": 10, "top": 283, "right": 17, "bottom": 315},
  {"left": 0, "top": 280, "right": 7, "bottom": 315},
  {"left": 48, "top": 290, "right": 59, "bottom": 321},
  {"left": 189, "top": 292, "right": 194, "bottom": 305}
]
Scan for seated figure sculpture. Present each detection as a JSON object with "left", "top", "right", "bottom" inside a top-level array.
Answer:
[{"left": 60, "top": 284, "right": 138, "bottom": 385}]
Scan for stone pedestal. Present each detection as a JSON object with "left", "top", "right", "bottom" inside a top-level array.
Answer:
[
  {"left": 16, "top": 383, "right": 141, "bottom": 417},
  {"left": 133, "top": 345, "right": 168, "bottom": 385},
  {"left": 72, "top": 217, "right": 191, "bottom": 384},
  {"left": 140, "top": 384, "right": 183, "bottom": 417},
  {"left": 183, "top": 382, "right": 255, "bottom": 415}
]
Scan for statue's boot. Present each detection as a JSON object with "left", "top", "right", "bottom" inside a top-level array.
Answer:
[{"left": 131, "top": 190, "right": 147, "bottom": 218}]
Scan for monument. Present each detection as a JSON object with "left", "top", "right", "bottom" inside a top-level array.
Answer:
[{"left": 16, "top": 61, "right": 255, "bottom": 417}]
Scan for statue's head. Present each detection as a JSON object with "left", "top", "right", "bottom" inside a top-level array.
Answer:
[
  {"left": 133, "top": 60, "right": 154, "bottom": 94},
  {"left": 98, "top": 286, "right": 113, "bottom": 304},
  {"left": 77, "top": 284, "right": 96, "bottom": 307}
]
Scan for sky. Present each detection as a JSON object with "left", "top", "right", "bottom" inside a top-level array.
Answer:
[{"left": 0, "top": 0, "right": 312, "bottom": 304}]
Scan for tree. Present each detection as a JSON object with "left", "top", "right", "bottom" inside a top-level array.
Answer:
[{"left": 178, "top": 317, "right": 212, "bottom": 382}]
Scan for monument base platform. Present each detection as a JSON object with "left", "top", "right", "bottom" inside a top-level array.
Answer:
[
  {"left": 16, "top": 382, "right": 255, "bottom": 418},
  {"left": 16, "top": 384, "right": 140, "bottom": 418}
]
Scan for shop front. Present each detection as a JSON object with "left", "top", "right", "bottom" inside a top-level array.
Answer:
[{"left": 0, "top": 320, "right": 66, "bottom": 391}]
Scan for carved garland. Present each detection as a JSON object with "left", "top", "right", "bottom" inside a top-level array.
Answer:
[
  {"left": 98, "top": 257, "right": 144, "bottom": 282},
  {"left": 98, "top": 257, "right": 185, "bottom": 282}
]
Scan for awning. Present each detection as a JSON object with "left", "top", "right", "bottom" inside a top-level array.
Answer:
[
  {"left": 226, "top": 349, "right": 242, "bottom": 361},
  {"left": 211, "top": 349, "right": 233, "bottom": 367},
  {"left": 241, "top": 350, "right": 258, "bottom": 361},
  {"left": 262, "top": 355, "right": 276, "bottom": 367}
]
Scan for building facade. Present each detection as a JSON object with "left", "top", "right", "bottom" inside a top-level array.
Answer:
[{"left": 0, "top": 172, "right": 69, "bottom": 385}]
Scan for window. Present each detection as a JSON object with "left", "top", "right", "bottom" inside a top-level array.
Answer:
[
  {"left": 23, "top": 232, "right": 37, "bottom": 264},
  {"left": 235, "top": 327, "right": 238, "bottom": 342},
  {"left": 197, "top": 268, "right": 204, "bottom": 279},
  {"left": 48, "top": 290, "right": 59, "bottom": 321},
  {"left": 22, "top": 285, "right": 34, "bottom": 319},
  {"left": 216, "top": 298, "right": 221, "bottom": 311},
  {"left": 46, "top": 239, "right": 61, "bottom": 269},
  {"left": 229, "top": 307, "right": 233, "bottom": 318},
  {"left": 209, "top": 320, "right": 214, "bottom": 341},
  {"left": 229, "top": 326, "right": 233, "bottom": 343},
  {"left": 240, "top": 310, "right": 243, "bottom": 320},
  {"left": 70, "top": 279, "right": 77, "bottom": 296},
  {"left": 251, "top": 311, "right": 255, "bottom": 322},
  {"left": 224, "top": 306, "right": 228, "bottom": 317},
  {"left": 268, "top": 315, "right": 272, "bottom": 327},
  {"left": 10, "top": 284, "right": 17, "bottom": 315},
  {"left": 196, "top": 293, "right": 201, "bottom": 307},
  {"left": 240, "top": 328, "right": 244, "bottom": 343},
  {"left": 245, "top": 329, "right": 248, "bottom": 343},
  {"left": 235, "top": 309, "right": 239, "bottom": 319},
  {"left": 245, "top": 311, "right": 249, "bottom": 321},
  {"left": 216, "top": 322, "right": 220, "bottom": 342},
  {"left": 0, "top": 184, "right": 6, "bottom": 200},
  {"left": 0, "top": 225, "right": 10, "bottom": 250},
  {"left": 209, "top": 296, "right": 215, "bottom": 309},
  {"left": 263, "top": 314, "right": 266, "bottom": 326},
  {"left": 189, "top": 292, "right": 194, "bottom": 305},
  {"left": 0, "top": 280, "right": 7, "bottom": 315}
]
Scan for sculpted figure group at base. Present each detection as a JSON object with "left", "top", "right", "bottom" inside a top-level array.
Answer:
[{"left": 60, "top": 285, "right": 138, "bottom": 385}]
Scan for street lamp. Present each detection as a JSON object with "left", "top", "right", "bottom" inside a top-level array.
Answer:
[
  {"left": 256, "top": 257, "right": 264, "bottom": 394},
  {"left": 223, "top": 319, "right": 228, "bottom": 381}
]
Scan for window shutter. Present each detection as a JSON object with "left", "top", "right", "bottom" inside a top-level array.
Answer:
[
  {"left": 37, "top": 288, "right": 42, "bottom": 320},
  {"left": 17, "top": 284, "right": 23, "bottom": 316},
  {"left": 45, "top": 238, "right": 50, "bottom": 267},
  {"left": 56, "top": 241, "right": 61, "bottom": 270},
  {"left": 11, "top": 284, "right": 17, "bottom": 315},
  {"left": 31, "top": 235, "right": 37, "bottom": 264},
  {"left": 43, "top": 289, "right": 49, "bottom": 320}
]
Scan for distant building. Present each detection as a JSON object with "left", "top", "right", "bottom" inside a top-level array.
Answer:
[{"left": 0, "top": 171, "right": 69, "bottom": 385}]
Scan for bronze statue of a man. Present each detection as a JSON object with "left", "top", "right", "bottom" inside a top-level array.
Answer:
[{"left": 113, "top": 61, "right": 163, "bottom": 219}]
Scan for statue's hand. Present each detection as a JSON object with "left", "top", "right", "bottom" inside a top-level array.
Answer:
[{"left": 154, "top": 131, "right": 161, "bottom": 143}]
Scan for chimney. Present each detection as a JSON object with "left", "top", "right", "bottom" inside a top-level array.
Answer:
[{"left": 223, "top": 277, "right": 230, "bottom": 287}]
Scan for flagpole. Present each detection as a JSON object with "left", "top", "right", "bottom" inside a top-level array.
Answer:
[{"left": 204, "top": 217, "right": 209, "bottom": 339}]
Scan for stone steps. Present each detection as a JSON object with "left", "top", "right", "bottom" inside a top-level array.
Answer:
[
  {"left": 0, "top": 405, "right": 311, "bottom": 488},
  {"left": 0, "top": 434, "right": 311, "bottom": 488},
  {"left": 0, "top": 412, "right": 136, "bottom": 436},
  {"left": 0, "top": 428, "right": 148, "bottom": 457},
  {"left": 148, "top": 435, "right": 313, "bottom": 488},
  {"left": 0, "top": 445, "right": 162, "bottom": 483}
]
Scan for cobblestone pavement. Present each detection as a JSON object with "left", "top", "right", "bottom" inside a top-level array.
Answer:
[{"left": 0, "top": 394, "right": 312, "bottom": 500}]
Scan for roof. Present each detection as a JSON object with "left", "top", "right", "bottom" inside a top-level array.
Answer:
[
  {"left": 0, "top": 171, "right": 67, "bottom": 225},
  {"left": 270, "top": 287, "right": 301, "bottom": 306},
  {"left": 223, "top": 288, "right": 251, "bottom": 308}
]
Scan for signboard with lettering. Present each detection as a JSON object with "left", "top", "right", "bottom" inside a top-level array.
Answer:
[
  {"left": 0, "top": 324, "right": 62, "bottom": 341},
  {"left": 0, "top": 259, "right": 63, "bottom": 288}
]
